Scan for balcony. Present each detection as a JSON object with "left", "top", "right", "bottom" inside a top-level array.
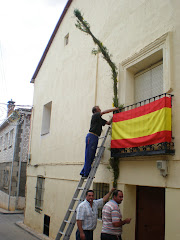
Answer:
[{"left": 111, "top": 93, "right": 175, "bottom": 158}]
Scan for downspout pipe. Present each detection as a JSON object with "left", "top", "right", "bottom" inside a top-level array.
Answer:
[{"left": 8, "top": 122, "right": 18, "bottom": 211}]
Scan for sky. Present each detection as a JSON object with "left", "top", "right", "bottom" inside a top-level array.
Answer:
[{"left": 0, "top": 0, "right": 68, "bottom": 120}]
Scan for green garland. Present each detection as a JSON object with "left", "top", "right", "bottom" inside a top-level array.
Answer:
[
  {"left": 74, "top": 9, "right": 119, "bottom": 107},
  {"left": 74, "top": 9, "right": 120, "bottom": 187},
  {"left": 109, "top": 157, "right": 119, "bottom": 188}
]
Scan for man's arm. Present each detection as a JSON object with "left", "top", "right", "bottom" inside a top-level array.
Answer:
[
  {"left": 76, "top": 220, "right": 86, "bottom": 240},
  {"left": 106, "top": 118, "right": 112, "bottom": 125},
  {"left": 103, "top": 188, "right": 116, "bottom": 203},
  {"left": 101, "top": 108, "right": 119, "bottom": 116},
  {"left": 112, "top": 218, "right": 131, "bottom": 227}
]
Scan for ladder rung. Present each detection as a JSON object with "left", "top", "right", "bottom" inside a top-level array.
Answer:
[
  {"left": 64, "top": 220, "right": 70, "bottom": 223},
  {"left": 78, "top": 187, "right": 84, "bottom": 190},
  {"left": 99, "top": 136, "right": 105, "bottom": 139},
  {"left": 73, "top": 198, "right": 79, "bottom": 201},
  {"left": 59, "top": 231, "right": 65, "bottom": 235},
  {"left": 69, "top": 209, "right": 75, "bottom": 212}
]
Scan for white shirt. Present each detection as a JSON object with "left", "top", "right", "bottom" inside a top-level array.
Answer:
[{"left": 76, "top": 198, "right": 104, "bottom": 230}]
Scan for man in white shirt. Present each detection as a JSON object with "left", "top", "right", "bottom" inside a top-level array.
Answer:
[{"left": 76, "top": 188, "right": 115, "bottom": 240}]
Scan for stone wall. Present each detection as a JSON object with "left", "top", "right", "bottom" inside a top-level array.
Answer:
[
  {"left": 0, "top": 162, "right": 11, "bottom": 194},
  {"left": 0, "top": 111, "right": 31, "bottom": 209}
]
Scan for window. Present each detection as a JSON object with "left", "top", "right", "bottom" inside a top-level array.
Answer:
[
  {"left": 64, "top": 33, "right": 69, "bottom": 46},
  {"left": 4, "top": 133, "right": 8, "bottom": 150},
  {"left": 93, "top": 183, "right": 109, "bottom": 219},
  {"left": 9, "top": 129, "right": 14, "bottom": 148},
  {"left": 35, "top": 176, "right": 45, "bottom": 212},
  {"left": 120, "top": 33, "right": 172, "bottom": 106},
  {"left": 3, "top": 169, "right": 9, "bottom": 189},
  {"left": 0, "top": 136, "right": 3, "bottom": 151},
  {"left": 43, "top": 215, "right": 50, "bottom": 237},
  {"left": 41, "top": 101, "right": 52, "bottom": 136},
  {"left": 134, "top": 62, "right": 163, "bottom": 102}
]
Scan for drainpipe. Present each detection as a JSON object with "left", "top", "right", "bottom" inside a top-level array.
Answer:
[
  {"left": 8, "top": 122, "right": 18, "bottom": 211},
  {"left": 15, "top": 114, "right": 26, "bottom": 209}
]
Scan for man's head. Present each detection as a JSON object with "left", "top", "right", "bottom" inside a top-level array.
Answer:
[
  {"left": 92, "top": 106, "right": 101, "bottom": 113},
  {"left": 112, "top": 190, "right": 123, "bottom": 204},
  {"left": 86, "top": 190, "right": 94, "bottom": 204}
]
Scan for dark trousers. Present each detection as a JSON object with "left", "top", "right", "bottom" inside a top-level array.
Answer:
[
  {"left": 80, "top": 133, "right": 98, "bottom": 177},
  {"left": 76, "top": 229, "right": 93, "bottom": 240},
  {"left": 101, "top": 233, "right": 122, "bottom": 240}
]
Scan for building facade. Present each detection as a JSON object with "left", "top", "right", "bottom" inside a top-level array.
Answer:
[
  {"left": 0, "top": 101, "right": 31, "bottom": 210},
  {"left": 24, "top": 0, "right": 180, "bottom": 239}
]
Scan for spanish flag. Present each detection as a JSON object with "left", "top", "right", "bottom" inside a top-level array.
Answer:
[{"left": 111, "top": 96, "right": 172, "bottom": 149}]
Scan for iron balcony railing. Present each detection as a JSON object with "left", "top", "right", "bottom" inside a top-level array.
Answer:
[{"left": 111, "top": 93, "right": 175, "bottom": 158}]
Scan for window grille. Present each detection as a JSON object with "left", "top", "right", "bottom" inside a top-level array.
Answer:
[
  {"left": 35, "top": 176, "right": 45, "bottom": 212},
  {"left": 93, "top": 183, "right": 109, "bottom": 219}
]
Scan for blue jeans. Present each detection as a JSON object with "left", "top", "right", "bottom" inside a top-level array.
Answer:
[
  {"left": 76, "top": 229, "right": 93, "bottom": 240},
  {"left": 80, "top": 133, "right": 98, "bottom": 177}
]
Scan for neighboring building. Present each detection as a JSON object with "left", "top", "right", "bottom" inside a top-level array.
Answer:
[
  {"left": 24, "top": 1, "right": 180, "bottom": 240},
  {"left": 0, "top": 100, "right": 32, "bottom": 210}
]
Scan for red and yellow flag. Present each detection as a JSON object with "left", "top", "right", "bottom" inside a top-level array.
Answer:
[{"left": 111, "top": 96, "right": 172, "bottom": 149}]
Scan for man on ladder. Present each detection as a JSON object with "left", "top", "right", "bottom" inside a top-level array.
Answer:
[{"left": 80, "top": 106, "right": 119, "bottom": 177}]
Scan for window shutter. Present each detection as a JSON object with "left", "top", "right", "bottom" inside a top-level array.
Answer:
[{"left": 134, "top": 63, "right": 163, "bottom": 103}]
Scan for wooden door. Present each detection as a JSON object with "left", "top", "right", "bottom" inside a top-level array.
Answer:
[{"left": 136, "top": 186, "right": 165, "bottom": 240}]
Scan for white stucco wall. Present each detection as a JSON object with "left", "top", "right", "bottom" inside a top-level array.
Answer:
[{"left": 165, "top": 188, "right": 180, "bottom": 240}]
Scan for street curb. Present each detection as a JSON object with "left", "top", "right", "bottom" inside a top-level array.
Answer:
[
  {"left": 15, "top": 221, "right": 54, "bottom": 240},
  {"left": 0, "top": 208, "right": 24, "bottom": 214}
]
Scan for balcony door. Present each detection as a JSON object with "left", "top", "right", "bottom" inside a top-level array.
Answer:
[{"left": 136, "top": 186, "right": 165, "bottom": 240}]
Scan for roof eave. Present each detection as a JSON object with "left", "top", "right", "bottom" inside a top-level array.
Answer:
[{"left": 0, "top": 108, "right": 32, "bottom": 130}]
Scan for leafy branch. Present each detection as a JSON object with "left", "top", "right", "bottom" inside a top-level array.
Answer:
[
  {"left": 109, "top": 157, "right": 119, "bottom": 188},
  {"left": 74, "top": 9, "right": 119, "bottom": 107}
]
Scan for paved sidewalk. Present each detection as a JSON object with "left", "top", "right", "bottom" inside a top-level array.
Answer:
[
  {"left": 16, "top": 221, "right": 54, "bottom": 240},
  {"left": 0, "top": 207, "right": 23, "bottom": 214},
  {"left": 0, "top": 209, "right": 53, "bottom": 240}
]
